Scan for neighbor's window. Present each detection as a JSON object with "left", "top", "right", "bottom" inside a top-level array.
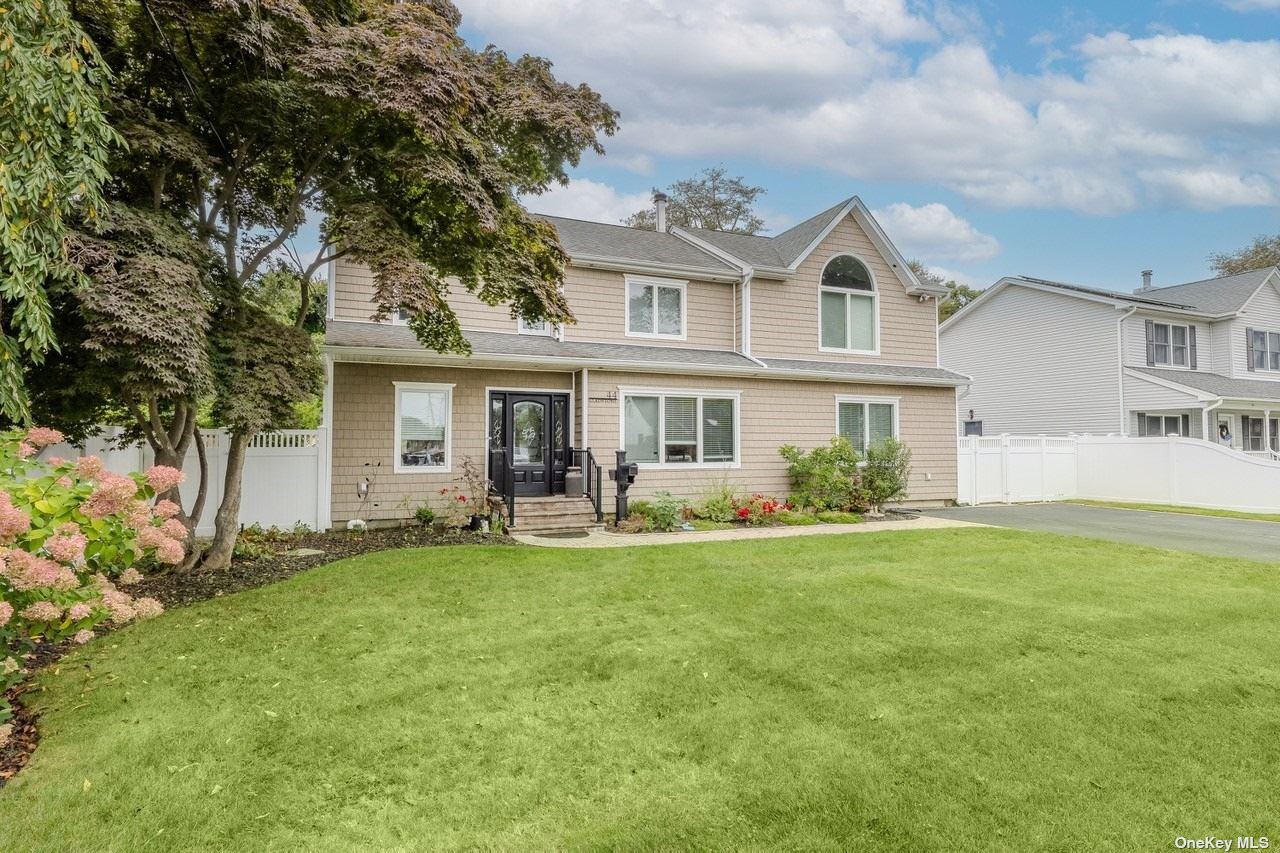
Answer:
[
  {"left": 1248, "top": 329, "right": 1280, "bottom": 371},
  {"left": 819, "top": 255, "right": 877, "bottom": 352},
  {"left": 1151, "top": 322, "right": 1189, "bottom": 367},
  {"left": 623, "top": 392, "right": 737, "bottom": 465},
  {"left": 626, "top": 276, "right": 685, "bottom": 339},
  {"left": 394, "top": 383, "right": 452, "bottom": 472},
  {"left": 837, "top": 397, "right": 897, "bottom": 453}
]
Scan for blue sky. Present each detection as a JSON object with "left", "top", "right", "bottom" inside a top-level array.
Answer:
[{"left": 447, "top": 0, "right": 1280, "bottom": 292}]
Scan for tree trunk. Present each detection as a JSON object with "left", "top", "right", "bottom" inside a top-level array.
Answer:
[
  {"left": 176, "top": 429, "right": 209, "bottom": 573},
  {"left": 199, "top": 431, "right": 251, "bottom": 570}
]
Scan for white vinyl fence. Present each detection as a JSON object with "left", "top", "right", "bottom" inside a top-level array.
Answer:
[
  {"left": 959, "top": 434, "right": 1280, "bottom": 513},
  {"left": 44, "top": 427, "right": 330, "bottom": 536}
]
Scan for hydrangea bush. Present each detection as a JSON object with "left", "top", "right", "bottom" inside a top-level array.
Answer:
[{"left": 0, "top": 427, "right": 180, "bottom": 747}]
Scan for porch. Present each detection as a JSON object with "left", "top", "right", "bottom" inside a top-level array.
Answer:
[{"left": 1124, "top": 367, "right": 1280, "bottom": 459}]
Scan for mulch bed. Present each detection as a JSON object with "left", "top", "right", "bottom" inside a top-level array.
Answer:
[{"left": 0, "top": 525, "right": 515, "bottom": 785}]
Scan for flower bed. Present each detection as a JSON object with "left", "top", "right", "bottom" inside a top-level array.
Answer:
[{"left": 618, "top": 488, "right": 871, "bottom": 533}]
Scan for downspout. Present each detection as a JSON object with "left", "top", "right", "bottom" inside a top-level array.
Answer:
[
  {"left": 739, "top": 273, "right": 768, "bottom": 368},
  {"left": 1116, "top": 306, "right": 1138, "bottom": 435},
  {"left": 581, "top": 368, "right": 590, "bottom": 449}
]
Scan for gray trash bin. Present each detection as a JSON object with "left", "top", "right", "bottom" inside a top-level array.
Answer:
[{"left": 565, "top": 466, "right": 584, "bottom": 498}]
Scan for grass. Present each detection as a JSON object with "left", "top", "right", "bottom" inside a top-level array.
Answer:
[
  {"left": 2, "top": 529, "right": 1279, "bottom": 850},
  {"left": 1068, "top": 499, "right": 1280, "bottom": 524}
]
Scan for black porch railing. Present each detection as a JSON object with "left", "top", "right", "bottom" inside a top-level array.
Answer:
[{"left": 572, "top": 447, "right": 605, "bottom": 523}]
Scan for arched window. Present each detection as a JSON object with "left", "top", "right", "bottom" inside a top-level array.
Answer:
[{"left": 819, "top": 255, "right": 877, "bottom": 352}]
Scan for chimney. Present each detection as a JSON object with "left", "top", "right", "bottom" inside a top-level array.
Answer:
[
  {"left": 653, "top": 191, "right": 668, "bottom": 232},
  {"left": 1138, "top": 269, "right": 1153, "bottom": 293}
]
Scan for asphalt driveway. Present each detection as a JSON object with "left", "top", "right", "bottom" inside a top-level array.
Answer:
[{"left": 919, "top": 503, "right": 1280, "bottom": 563}]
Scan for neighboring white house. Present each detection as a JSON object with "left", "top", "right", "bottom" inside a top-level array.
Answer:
[{"left": 940, "top": 267, "right": 1280, "bottom": 455}]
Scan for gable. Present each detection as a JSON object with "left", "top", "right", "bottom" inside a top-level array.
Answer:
[{"left": 793, "top": 212, "right": 912, "bottom": 295}]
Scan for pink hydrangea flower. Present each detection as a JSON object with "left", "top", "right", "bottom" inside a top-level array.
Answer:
[
  {"left": 133, "top": 597, "right": 163, "bottom": 619},
  {"left": 67, "top": 602, "right": 94, "bottom": 621},
  {"left": 0, "top": 600, "right": 11, "bottom": 627},
  {"left": 45, "top": 528, "right": 88, "bottom": 564},
  {"left": 83, "top": 472, "right": 139, "bottom": 519},
  {"left": 46, "top": 456, "right": 65, "bottom": 466},
  {"left": 4, "top": 550, "right": 78, "bottom": 591},
  {"left": 124, "top": 499, "right": 152, "bottom": 529},
  {"left": 0, "top": 492, "right": 32, "bottom": 544},
  {"left": 75, "top": 455, "right": 104, "bottom": 480},
  {"left": 72, "top": 629, "right": 95, "bottom": 644},
  {"left": 101, "top": 589, "right": 136, "bottom": 624},
  {"left": 161, "top": 518, "right": 188, "bottom": 540},
  {"left": 154, "top": 538, "right": 184, "bottom": 565},
  {"left": 144, "top": 465, "right": 185, "bottom": 494},
  {"left": 16, "top": 442, "right": 36, "bottom": 459},
  {"left": 153, "top": 499, "right": 182, "bottom": 519},
  {"left": 24, "top": 427, "right": 64, "bottom": 448},
  {"left": 118, "top": 567, "right": 143, "bottom": 586},
  {"left": 19, "top": 600, "right": 63, "bottom": 622},
  {"left": 55, "top": 476, "right": 72, "bottom": 488}
]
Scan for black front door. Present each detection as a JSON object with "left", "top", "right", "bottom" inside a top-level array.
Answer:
[{"left": 490, "top": 392, "right": 570, "bottom": 496}]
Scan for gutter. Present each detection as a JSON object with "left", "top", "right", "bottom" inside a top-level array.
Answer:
[
  {"left": 571, "top": 254, "right": 741, "bottom": 283},
  {"left": 323, "top": 344, "right": 969, "bottom": 388},
  {"left": 1116, "top": 306, "right": 1137, "bottom": 434}
]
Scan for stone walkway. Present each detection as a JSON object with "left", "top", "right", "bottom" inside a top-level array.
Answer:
[{"left": 512, "top": 515, "right": 985, "bottom": 548}]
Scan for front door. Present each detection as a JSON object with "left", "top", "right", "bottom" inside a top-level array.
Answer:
[{"left": 489, "top": 392, "right": 570, "bottom": 496}]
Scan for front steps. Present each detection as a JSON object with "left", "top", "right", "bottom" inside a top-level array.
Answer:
[{"left": 509, "top": 495, "right": 603, "bottom": 535}]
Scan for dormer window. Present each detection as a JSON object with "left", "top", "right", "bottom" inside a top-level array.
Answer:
[{"left": 819, "top": 255, "right": 877, "bottom": 354}]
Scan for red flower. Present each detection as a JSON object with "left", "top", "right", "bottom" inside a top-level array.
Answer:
[
  {"left": 737, "top": 507, "right": 750, "bottom": 519},
  {"left": 457, "top": 495, "right": 467, "bottom": 502}
]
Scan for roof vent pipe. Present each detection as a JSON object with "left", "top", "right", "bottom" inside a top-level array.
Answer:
[
  {"left": 653, "top": 191, "right": 668, "bottom": 232},
  {"left": 1139, "top": 269, "right": 1153, "bottom": 292}
]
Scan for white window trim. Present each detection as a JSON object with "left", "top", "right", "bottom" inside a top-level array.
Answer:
[
  {"left": 1151, "top": 321, "right": 1191, "bottom": 369},
  {"left": 1250, "top": 328, "right": 1280, "bottom": 372},
  {"left": 624, "top": 275, "right": 688, "bottom": 342},
  {"left": 516, "top": 316, "right": 555, "bottom": 336},
  {"left": 393, "top": 381, "right": 455, "bottom": 474},
  {"left": 390, "top": 307, "right": 411, "bottom": 326},
  {"left": 834, "top": 394, "right": 900, "bottom": 450},
  {"left": 617, "top": 387, "right": 741, "bottom": 470},
  {"left": 817, "top": 254, "right": 880, "bottom": 356}
]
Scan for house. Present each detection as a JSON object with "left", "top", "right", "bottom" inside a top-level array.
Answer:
[
  {"left": 321, "top": 195, "right": 968, "bottom": 528},
  {"left": 939, "top": 267, "right": 1280, "bottom": 454}
]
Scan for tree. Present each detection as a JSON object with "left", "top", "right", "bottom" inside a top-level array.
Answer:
[
  {"left": 50, "top": 0, "right": 617, "bottom": 568},
  {"left": 1209, "top": 234, "right": 1280, "bottom": 276},
  {"left": 908, "top": 261, "right": 980, "bottom": 322},
  {"left": 0, "top": 0, "right": 118, "bottom": 422},
  {"left": 625, "top": 167, "right": 765, "bottom": 234}
]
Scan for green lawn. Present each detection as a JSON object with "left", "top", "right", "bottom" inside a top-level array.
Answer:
[
  {"left": 2, "top": 529, "right": 1279, "bottom": 850},
  {"left": 1068, "top": 499, "right": 1280, "bottom": 524}
]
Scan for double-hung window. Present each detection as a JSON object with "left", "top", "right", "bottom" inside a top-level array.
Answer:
[
  {"left": 836, "top": 397, "right": 898, "bottom": 453},
  {"left": 1150, "top": 323, "right": 1189, "bottom": 366},
  {"left": 1246, "top": 328, "right": 1280, "bottom": 371},
  {"left": 626, "top": 276, "right": 685, "bottom": 339},
  {"left": 393, "top": 382, "right": 453, "bottom": 472},
  {"left": 622, "top": 391, "right": 738, "bottom": 466},
  {"left": 819, "top": 255, "right": 877, "bottom": 353}
]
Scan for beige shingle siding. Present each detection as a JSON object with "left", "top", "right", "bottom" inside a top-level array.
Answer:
[
  {"left": 582, "top": 369, "right": 956, "bottom": 506},
  {"left": 330, "top": 362, "right": 573, "bottom": 523},
  {"left": 749, "top": 215, "right": 938, "bottom": 365},
  {"left": 332, "top": 257, "right": 736, "bottom": 349},
  {"left": 561, "top": 267, "right": 735, "bottom": 350},
  {"left": 330, "top": 362, "right": 956, "bottom": 523},
  {"left": 941, "top": 284, "right": 1120, "bottom": 435}
]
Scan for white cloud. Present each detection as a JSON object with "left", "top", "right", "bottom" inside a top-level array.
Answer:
[
  {"left": 871, "top": 202, "right": 1000, "bottom": 262},
  {"left": 924, "top": 265, "right": 980, "bottom": 288},
  {"left": 460, "top": 1, "right": 1280, "bottom": 215},
  {"left": 1221, "top": 0, "right": 1280, "bottom": 10},
  {"left": 522, "top": 179, "right": 653, "bottom": 225}
]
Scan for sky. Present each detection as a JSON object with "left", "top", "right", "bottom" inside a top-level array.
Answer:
[{"left": 444, "top": 0, "right": 1280, "bottom": 293}]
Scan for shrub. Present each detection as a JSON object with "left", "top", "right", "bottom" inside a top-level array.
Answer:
[
  {"left": 616, "top": 514, "right": 652, "bottom": 534},
  {"left": 437, "top": 486, "right": 473, "bottom": 528},
  {"left": 688, "top": 519, "right": 733, "bottom": 531},
  {"left": 862, "top": 438, "right": 912, "bottom": 515},
  {"left": 816, "top": 510, "right": 862, "bottom": 525},
  {"left": 647, "top": 491, "right": 688, "bottom": 532},
  {"left": 0, "top": 427, "right": 178, "bottom": 746},
  {"left": 693, "top": 480, "right": 739, "bottom": 523},
  {"left": 778, "top": 438, "right": 862, "bottom": 511},
  {"left": 777, "top": 510, "right": 818, "bottom": 526},
  {"left": 414, "top": 504, "right": 435, "bottom": 526}
]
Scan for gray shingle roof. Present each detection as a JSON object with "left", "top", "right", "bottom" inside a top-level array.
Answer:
[
  {"left": 1142, "top": 267, "right": 1276, "bottom": 315},
  {"left": 761, "top": 356, "right": 969, "bottom": 383},
  {"left": 325, "top": 321, "right": 967, "bottom": 385},
  {"left": 1129, "top": 367, "right": 1280, "bottom": 402},
  {"left": 1010, "top": 276, "right": 1197, "bottom": 310},
  {"left": 531, "top": 197, "right": 856, "bottom": 275},
  {"left": 533, "top": 215, "right": 737, "bottom": 274}
]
